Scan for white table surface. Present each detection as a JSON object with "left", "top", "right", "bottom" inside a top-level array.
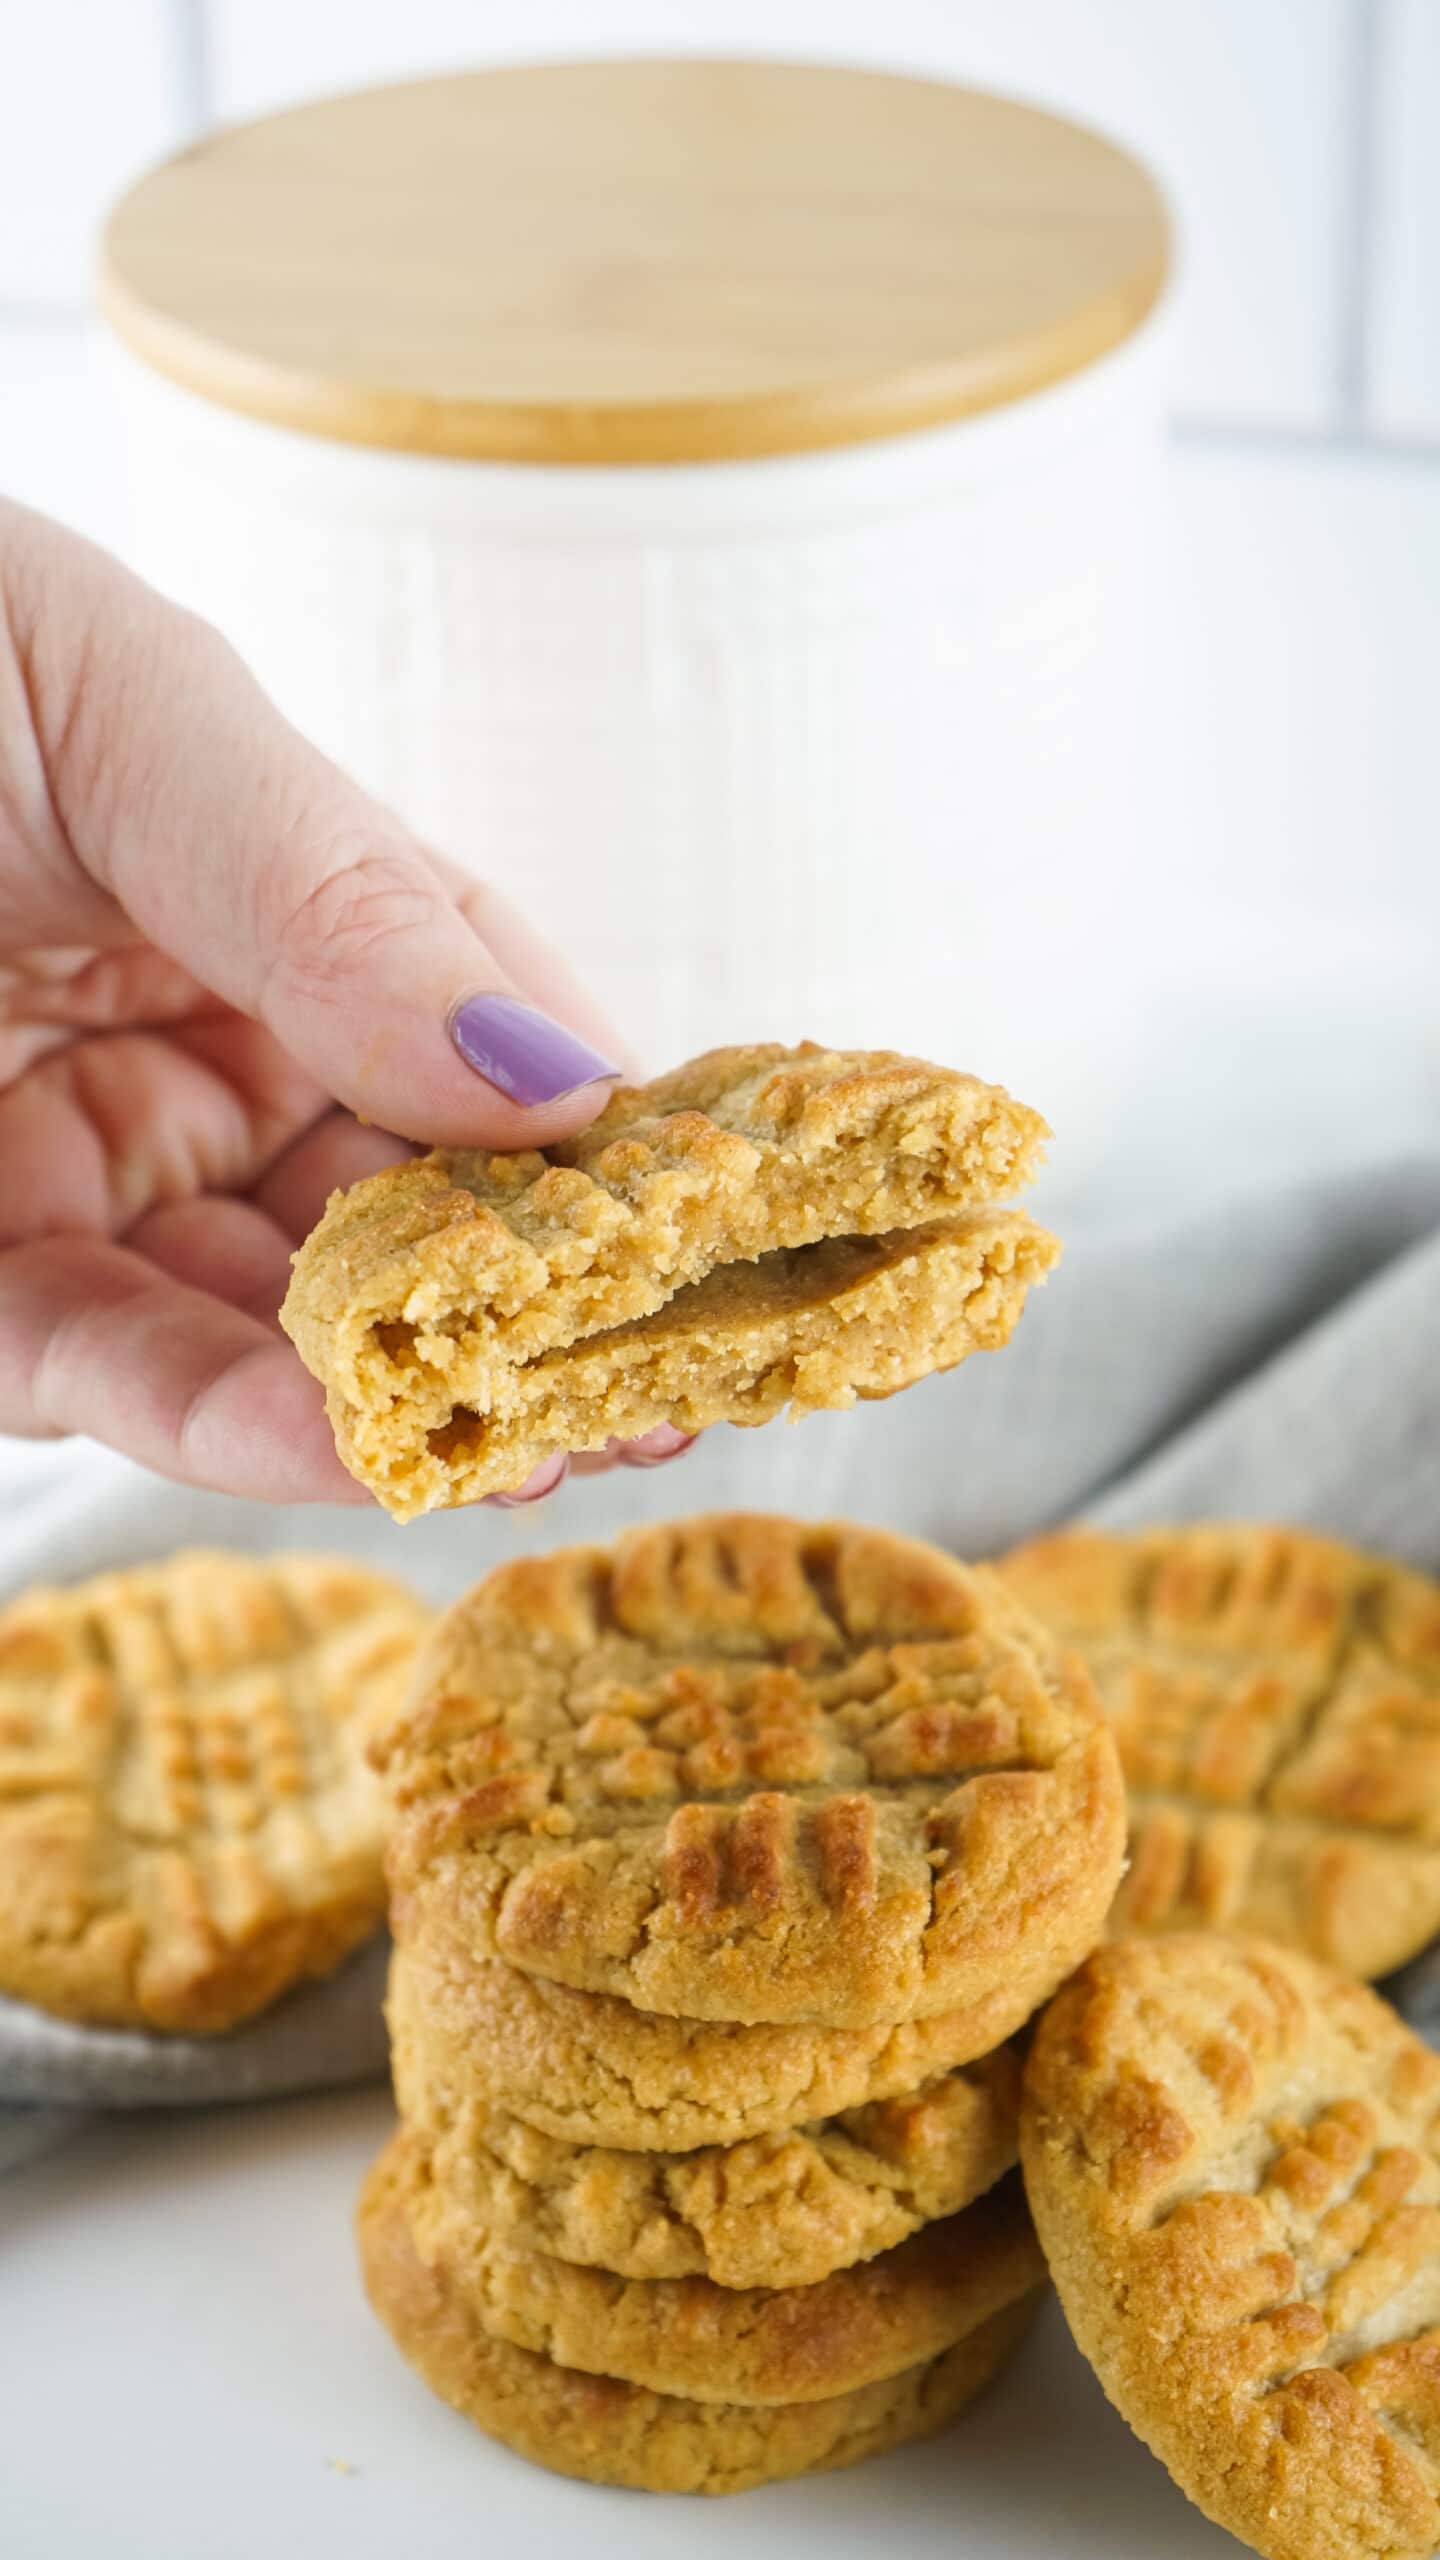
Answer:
[{"left": 1, "top": 2085, "right": 1248, "bottom": 2559}]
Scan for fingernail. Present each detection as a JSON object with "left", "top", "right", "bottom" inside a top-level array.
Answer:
[
  {"left": 618, "top": 1424, "right": 698, "bottom": 1468},
  {"left": 487, "top": 1452, "right": 571, "bottom": 1509},
  {"left": 450, "top": 994, "right": 621, "bottom": 1107}
]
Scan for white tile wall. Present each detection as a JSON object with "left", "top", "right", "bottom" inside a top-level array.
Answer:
[
  {"left": 1370, "top": 0, "right": 1440, "bottom": 437},
  {"left": 0, "top": 0, "right": 187, "bottom": 303}
]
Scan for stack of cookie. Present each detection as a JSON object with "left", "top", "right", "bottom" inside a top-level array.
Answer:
[{"left": 359, "top": 1511, "right": 1128, "bottom": 2492}]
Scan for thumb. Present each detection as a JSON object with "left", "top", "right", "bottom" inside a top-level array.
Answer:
[{"left": 14, "top": 506, "right": 626, "bottom": 1148}]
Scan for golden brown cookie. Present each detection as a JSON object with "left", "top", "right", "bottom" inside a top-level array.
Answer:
[
  {"left": 281, "top": 1042, "right": 1054, "bottom": 1517},
  {"left": 401, "top": 2129, "right": 1040, "bottom": 2403},
  {"left": 358, "top": 2132, "right": 1041, "bottom": 2493},
  {"left": 378, "top": 1513, "right": 1125, "bottom": 2031},
  {"left": 401, "top": 2038, "right": 1020, "bottom": 2289},
  {"left": 1022, "top": 1934, "right": 1440, "bottom": 2560},
  {"left": 1001, "top": 1522, "right": 1440, "bottom": 1979},
  {"left": 388, "top": 1941, "right": 1031, "bottom": 2152},
  {"left": 0, "top": 1549, "right": 430, "bottom": 2032}
]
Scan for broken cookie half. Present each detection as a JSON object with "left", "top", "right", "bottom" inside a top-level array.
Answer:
[{"left": 280, "top": 1041, "right": 1058, "bottom": 1520}]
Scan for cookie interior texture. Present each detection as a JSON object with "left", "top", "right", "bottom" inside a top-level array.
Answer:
[
  {"left": 387, "top": 1940, "right": 1035, "bottom": 2152},
  {"left": 358, "top": 2131, "right": 1041, "bottom": 2494},
  {"left": 1022, "top": 1934, "right": 1440, "bottom": 2560},
  {"left": 281, "top": 1042, "right": 1054, "bottom": 1517},
  {"left": 1001, "top": 1522, "right": 1440, "bottom": 1979},
  {"left": 0, "top": 1550, "right": 430, "bottom": 2032},
  {"left": 376, "top": 1514, "right": 1126, "bottom": 2031},
  {"left": 393, "top": 2039, "right": 1021, "bottom": 2289}
]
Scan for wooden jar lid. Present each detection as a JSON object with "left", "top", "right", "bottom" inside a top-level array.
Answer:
[{"left": 101, "top": 58, "right": 1168, "bottom": 466}]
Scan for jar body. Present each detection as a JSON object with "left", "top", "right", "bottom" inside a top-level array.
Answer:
[{"left": 114, "top": 325, "right": 1171, "bottom": 1204}]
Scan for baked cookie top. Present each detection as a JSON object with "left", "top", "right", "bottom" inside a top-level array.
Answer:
[
  {"left": 1001, "top": 1522, "right": 1440, "bottom": 1979},
  {"left": 391, "top": 2126, "right": 1042, "bottom": 2405},
  {"left": 359, "top": 2133, "right": 1038, "bottom": 2496},
  {"left": 377, "top": 1512, "right": 1125, "bottom": 2031},
  {"left": 1022, "top": 1934, "right": 1440, "bottom": 2560},
  {"left": 388, "top": 1941, "right": 1032, "bottom": 2152},
  {"left": 281, "top": 1041, "right": 1053, "bottom": 1517},
  {"left": 0, "top": 1548, "right": 429, "bottom": 2032},
  {"left": 405, "top": 2040, "right": 1020, "bottom": 2290}
]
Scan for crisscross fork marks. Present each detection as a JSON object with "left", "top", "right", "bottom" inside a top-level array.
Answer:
[
  {"left": 0, "top": 1550, "right": 429, "bottom": 2030},
  {"left": 1002, "top": 1524, "right": 1440, "bottom": 1813},
  {"left": 1001, "top": 1525, "right": 1440, "bottom": 1975},
  {"left": 1154, "top": 2099, "right": 1440, "bottom": 2368},
  {"left": 1022, "top": 1939, "right": 1440, "bottom": 2560},
  {"left": 379, "top": 1515, "right": 1124, "bottom": 2030},
  {"left": 282, "top": 1042, "right": 1053, "bottom": 1518}
]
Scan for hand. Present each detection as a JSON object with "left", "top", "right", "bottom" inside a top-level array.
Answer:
[{"left": 0, "top": 500, "right": 693, "bottom": 1504}]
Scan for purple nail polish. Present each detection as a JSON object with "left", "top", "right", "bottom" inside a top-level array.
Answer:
[{"left": 450, "top": 993, "right": 620, "bottom": 1106}]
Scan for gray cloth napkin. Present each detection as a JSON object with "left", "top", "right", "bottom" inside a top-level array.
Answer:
[
  {"left": 5, "top": 1156, "right": 1439, "bottom": 2165},
  {"left": 0, "top": 1943, "right": 391, "bottom": 2168}
]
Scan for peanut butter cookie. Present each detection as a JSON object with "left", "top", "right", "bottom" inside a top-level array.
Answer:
[
  {"left": 1023, "top": 1933, "right": 1440, "bottom": 2560},
  {"left": 398, "top": 2040, "right": 1020, "bottom": 2289},
  {"left": 282, "top": 1042, "right": 1054, "bottom": 1516},
  {"left": 0, "top": 1548, "right": 429, "bottom": 2031},
  {"left": 358, "top": 2132, "right": 1040, "bottom": 2493},
  {"left": 1001, "top": 1522, "right": 1440, "bottom": 1978},
  {"left": 377, "top": 1513, "right": 1125, "bottom": 2030},
  {"left": 404, "top": 2137, "right": 1041, "bottom": 2404},
  {"left": 388, "top": 1942, "right": 1029, "bottom": 2151}
]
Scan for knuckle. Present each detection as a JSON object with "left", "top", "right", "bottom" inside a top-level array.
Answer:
[{"left": 269, "top": 846, "right": 440, "bottom": 1002}]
